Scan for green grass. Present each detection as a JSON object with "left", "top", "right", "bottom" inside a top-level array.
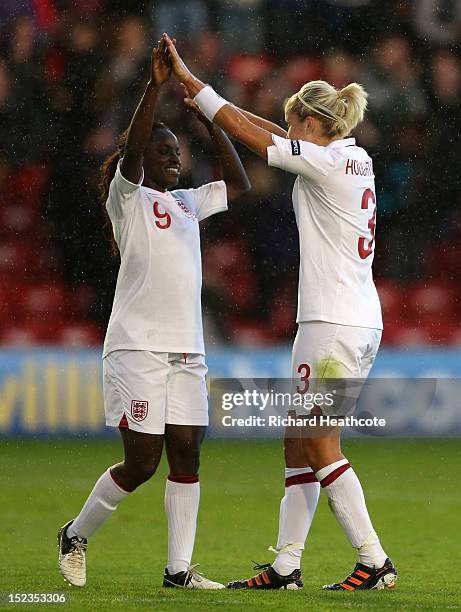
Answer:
[{"left": 1, "top": 438, "right": 460, "bottom": 611}]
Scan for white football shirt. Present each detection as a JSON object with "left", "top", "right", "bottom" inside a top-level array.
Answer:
[
  {"left": 103, "top": 161, "right": 228, "bottom": 357},
  {"left": 267, "top": 135, "right": 382, "bottom": 330}
]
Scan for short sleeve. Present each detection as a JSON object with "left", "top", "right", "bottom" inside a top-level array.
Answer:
[
  {"left": 106, "top": 159, "right": 144, "bottom": 220},
  {"left": 267, "top": 134, "right": 335, "bottom": 183},
  {"left": 174, "top": 180, "right": 228, "bottom": 222}
]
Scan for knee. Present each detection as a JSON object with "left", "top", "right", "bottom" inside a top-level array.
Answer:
[
  {"left": 303, "top": 439, "right": 341, "bottom": 473},
  {"left": 303, "top": 442, "right": 322, "bottom": 472},
  {"left": 169, "top": 437, "right": 201, "bottom": 475},
  {"left": 128, "top": 457, "right": 158, "bottom": 486}
]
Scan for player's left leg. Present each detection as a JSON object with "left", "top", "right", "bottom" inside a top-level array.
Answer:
[
  {"left": 307, "top": 324, "right": 396, "bottom": 590},
  {"left": 161, "top": 353, "right": 224, "bottom": 589},
  {"left": 304, "top": 428, "right": 397, "bottom": 590}
]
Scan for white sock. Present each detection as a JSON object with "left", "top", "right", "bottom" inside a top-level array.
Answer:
[
  {"left": 67, "top": 468, "right": 129, "bottom": 540},
  {"left": 315, "top": 459, "right": 387, "bottom": 568},
  {"left": 165, "top": 476, "right": 200, "bottom": 574},
  {"left": 271, "top": 468, "right": 320, "bottom": 576}
]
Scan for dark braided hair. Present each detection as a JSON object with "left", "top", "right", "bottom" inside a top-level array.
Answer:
[{"left": 99, "top": 122, "right": 168, "bottom": 257}]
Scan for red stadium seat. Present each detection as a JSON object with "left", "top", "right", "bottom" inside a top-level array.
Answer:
[
  {"left": 0, "top": 241, "right": 35, "bottom": 278},
  {"left": 376, "top": 280, "right": 407, "bottom": 323},
  {"left": 227, "top": 54, "right": 273, "bottom": 85},
  {"left": 35, "top": 246, "right": 63, "bottom": 281},
  {"left": 0, "top": 319, "right": 64, "bottom": 345},
  {"left": 227, "top": 274, "right": 258, "bottom": 311},
  {"left": 270, "top": 283, "right": 297, "bottom": 339},
  {"left": 406, "top": 281, "right": 457, "bottom": 322},
  {"left": 380, "top": 318, "right": 407, "bottom": 346},
  {"left": 391, "top": 325, "right": 432, "bottom": 347},
  {"left": 229, "top": 319, "right": 274, "bottom": 346},
  {"left": 203, "top": 241, "right": 252, "bottom": 301},
  {"left": 204, "top": 241, "right": 248, "bottom": 276},
  {"left": 11, "top": 164, "right": 50, "bottom": 207},
  {"left": 0, "top": 282, "right": 19, "bottom": 323},
  {"left": 282, "top": 56, "right": 322, "bottom": 90},
  {"left": 448, "top": 327, "right": 461, "bottom": 346},
  {"left": 0, "top": 240, "right": 60, "bottom": 281},
  {"left": 0, "top": 325, "right": 42, "bottom": 346},
  {"left": 387, "top": 318, "right": 457, "bottom": 347},
  {"left": 69, "top": 283, "right": 98, "bottom": 318},
  {"left": 421, "top": 320, "right": 457, "bottom": 345},
  {"left": 0, "top": 203, "right": 38, "bottom": 235},
  {"left": 270, "top": 304, "right": 296, "bottom": 339},
  {"left": 58, "top": 322, "right": 103, "bottom": 347},
  {"left": 22, "top": 283, "right": 67, "bottom": 318}
]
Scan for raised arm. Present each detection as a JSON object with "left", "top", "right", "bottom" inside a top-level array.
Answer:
[
  {"left": 164, "top": 34, "right": 275, "bottom": 160},
  {"left": 206, "top": 123, "right": 251, "bottom": 201},
  {"left": 121, "top": 38, "right": 172, "bottom": 183},
  {"left": 238, "top": 109, "right": 287, "bottom": 138},
  {"left": 182, "top": 85, "right": 250, "bottom": 201}
]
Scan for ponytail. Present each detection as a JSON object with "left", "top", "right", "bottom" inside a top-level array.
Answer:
[
  {"left": 337, "top": 82, "right": 368, "bottom": 136},
  {"left": 285, "top": 80, "right": 368, "bottom": 138},
  {"left": 99, "top": 129, "right": 128, "bottom": 257}
]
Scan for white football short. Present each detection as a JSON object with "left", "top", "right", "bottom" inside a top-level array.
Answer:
[
  {"left": 103, "top": 350, "right": 209, "bottom": 435},
  {"left": 290, "top": 321, "right": 382, "bottom": 416}
]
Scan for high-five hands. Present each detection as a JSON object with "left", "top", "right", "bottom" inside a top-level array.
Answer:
[
  {"left": 163, "top": 33, "right": 193, "bottom": 84},
  {"left": 150, "top": 35, "right": 175, "bottom": 87}
]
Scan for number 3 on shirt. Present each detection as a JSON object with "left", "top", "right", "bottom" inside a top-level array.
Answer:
[
  {"left": 358, "top": 188, "right": 376, "bottom": 259},
  {"left": 153, "top": 202, "right": 171, "bottom": 230}
]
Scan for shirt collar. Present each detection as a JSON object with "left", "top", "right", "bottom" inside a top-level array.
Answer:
[{"left": 327, "top": 138, "right": 356, "bottom": 149}]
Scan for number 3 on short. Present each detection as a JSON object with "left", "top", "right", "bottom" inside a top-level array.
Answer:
[
  {"left": 297, "top": 363, "right": 311, "bottom": 394},
  {"left": 358, "top": 188, "right": 376, "bottom": 259}
]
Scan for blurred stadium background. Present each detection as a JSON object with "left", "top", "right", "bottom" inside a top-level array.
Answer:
[
  {"left": 1, "top": 0, "right": 461, "bottom": 437},
  {"left": 1, "top": 3, "right": 460, "bottom": 609}
]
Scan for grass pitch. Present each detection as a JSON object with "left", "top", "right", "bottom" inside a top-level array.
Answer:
[{"left": 1, "top": 438, "right": 460, "bottom": 611}]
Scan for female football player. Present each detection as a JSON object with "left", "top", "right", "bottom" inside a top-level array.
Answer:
[
  {"left": 57, "top": 36, "right": 250, "bottom": 589},
  {"left": 164, "top": 34, "right": 396, "bottom": 592}
]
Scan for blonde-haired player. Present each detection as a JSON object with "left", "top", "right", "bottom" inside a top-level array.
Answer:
[{"left": 164, "top": 35, "right": 397, "bottom": 592}]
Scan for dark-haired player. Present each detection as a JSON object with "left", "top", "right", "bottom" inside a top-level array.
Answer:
[{"left": 57, "top": 36, "right": 250, "bottom": 589}]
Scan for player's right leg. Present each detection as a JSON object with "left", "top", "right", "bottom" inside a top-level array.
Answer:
[
  {"left": 58, "top": 350, "right": 168, "bottom": 586},
  {"left": 227, "top": 428, "right": 320, "bottom": 590},
  {"left": 227, "top": 327, "right": 323, "bottom": 590},
  {"left": 58, "top": 429, "right": 164, "bottom": 586}
]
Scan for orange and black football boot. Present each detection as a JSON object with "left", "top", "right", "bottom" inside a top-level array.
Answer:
[
  {"left": 227, "top": 562, "right": 303, "bottom": 590},
  {"left": 323, "top": 558, "right": 397, "bottom": 591}
]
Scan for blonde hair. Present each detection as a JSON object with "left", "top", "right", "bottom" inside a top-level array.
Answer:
[{"left": 284, "top": 80, "right": 368, "bottom": 138}]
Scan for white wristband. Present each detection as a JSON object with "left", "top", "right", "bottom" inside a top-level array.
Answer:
[{"left": 194, "top": 85, "right": 229, "bottom": 122}]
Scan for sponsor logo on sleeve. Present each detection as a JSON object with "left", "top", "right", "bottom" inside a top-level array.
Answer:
[{"left": 291, "top": 140, "right": 301, "bottom": 156}]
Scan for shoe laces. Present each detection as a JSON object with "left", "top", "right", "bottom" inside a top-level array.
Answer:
[
  {"left": 252, "top": 561, "right": 271, "bottom": 572},
  {"left": 69, "top": 537, "right": 87, "bottom": 555},
  {"left": 65, "top": 537, "right": 86, "bottom": 570},
  {"left": 186, "top": 563, "right": 204, "bottom": 583}
]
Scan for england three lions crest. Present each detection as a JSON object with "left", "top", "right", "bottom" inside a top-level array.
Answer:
[{"left": 131, "top": 400, "right": 148, "bottom": 421}]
